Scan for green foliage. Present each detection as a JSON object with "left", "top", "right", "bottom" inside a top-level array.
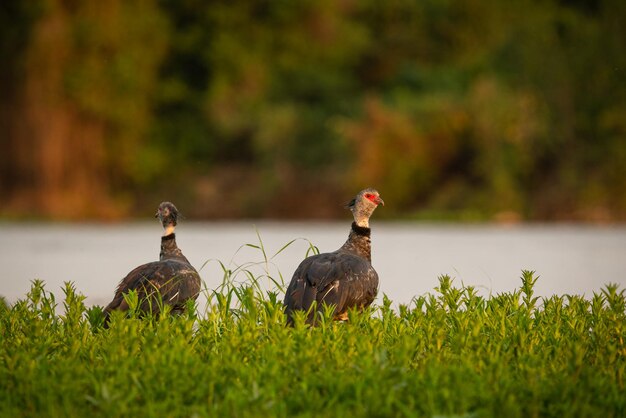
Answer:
[
  {"left": 2, "top": 0, "right": 626, "bottom": 219},
  {"left": 0, "top": 271, "right": 624, "bottom": 417},
  {"left": 0, "top": 0, "right": 43, "bottom": 86},
  {"left": 63, "top": 1, "right": 169, "bottom": 186}
]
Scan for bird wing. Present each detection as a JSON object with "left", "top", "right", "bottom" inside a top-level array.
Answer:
[
  {"left": 284, "top": 252, "right": 379, "bottom": 323},
  {"left": 104, "top": 260, "right": 201, "bottom": 316}
]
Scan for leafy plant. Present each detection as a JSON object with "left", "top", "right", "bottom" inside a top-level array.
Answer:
[{"left": 0, "top": 261, "right": 624, "bottom": 417}]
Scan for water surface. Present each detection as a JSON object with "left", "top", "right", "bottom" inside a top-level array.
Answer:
[{"left": 1, "top": 222, "right": 625, "bottom": 308}]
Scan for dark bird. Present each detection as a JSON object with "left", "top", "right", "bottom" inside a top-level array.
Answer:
[
  {"left": 284, "top": 188, "right": 384, "bottom": 325},
  {"left": 103, "top": 202, "right": 201, "bottom": 327}
]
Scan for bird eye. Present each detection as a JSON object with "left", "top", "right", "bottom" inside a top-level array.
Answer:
[{"left": 365, "top": 193, "right": 372, "bottom": 199}]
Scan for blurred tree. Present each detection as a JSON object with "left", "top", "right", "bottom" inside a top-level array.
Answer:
[
  {"left": 1, "top": 0, "right": 167, "bottom": 219},
  {"left": 1, "top": 0, "right": 624, "bottom": 220},
  {"left": 0, "top": 1, "right": 44, "bottom": 213}
]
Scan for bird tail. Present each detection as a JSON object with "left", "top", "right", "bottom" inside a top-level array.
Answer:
[{"left": 284, "top": 284, "right": 319, "bottom": 326}]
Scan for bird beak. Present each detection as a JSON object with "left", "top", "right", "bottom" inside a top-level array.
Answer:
[
  {"left": 155, "top": 210, "right": 160, "bottom": 219},
  {"left": 376, "top": 197, "right": 385, "bottom": 206}
]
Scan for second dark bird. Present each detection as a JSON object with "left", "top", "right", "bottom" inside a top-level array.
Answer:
[
  {"left": 103, "top": 202, "right": 201, "bottom": 327},
  {"left": 284, "top": 188, "right": 384, "bottom": 325}
]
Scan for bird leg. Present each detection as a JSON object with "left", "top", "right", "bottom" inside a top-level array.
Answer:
[{"left": 335, "top": 311, "right": 349, "bottom": 321}]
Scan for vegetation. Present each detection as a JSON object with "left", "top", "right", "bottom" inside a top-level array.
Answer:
[
  {"left": 1, "top": 0, "right": 626, "bottom": 220},
  {"left": 1, "top": 270, "right": 624, "bottom": 417}
]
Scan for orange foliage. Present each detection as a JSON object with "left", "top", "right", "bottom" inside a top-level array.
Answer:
[{"left": 339, "top": 97, "right": 467, "bottom": 211}]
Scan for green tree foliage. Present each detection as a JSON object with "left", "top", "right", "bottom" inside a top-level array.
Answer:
[
  {"left": 1, "top": 0, "right": 625, "bottom": 220},
  {"left": 0, "top": 0, "right": 167, "bottom": 219}
]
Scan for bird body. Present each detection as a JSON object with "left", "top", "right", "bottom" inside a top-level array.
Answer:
[
  {"left": 103, "top": 202, "right": 201, "bottom": 326},
  {"left": 284, "top": 189, "right": 383, "bottom": 324}
]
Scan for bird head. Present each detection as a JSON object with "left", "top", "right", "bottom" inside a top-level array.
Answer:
[
  {"left": 155, "top": 202, "right": 179, "bottom": 234},
  {"left": 346, "top": 188, "right": 384, "bottom": 227}
]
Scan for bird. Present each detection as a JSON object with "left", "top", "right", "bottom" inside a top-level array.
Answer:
[
  {"left": 283, "top": 188, "right": 384, "bottom": 325},
  {"left": 103, "top": 202, "right": 201, "bottom": 327}
]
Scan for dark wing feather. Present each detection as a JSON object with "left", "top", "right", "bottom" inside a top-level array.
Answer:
[
  {"left": 104, "top": 259, "right": 201, "bottom": 325},
  {"left": 284, "top": 252, "right": 378, "bottom": 324}
]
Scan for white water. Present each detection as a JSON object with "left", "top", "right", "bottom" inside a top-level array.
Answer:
[{"left": 1, "top": 222, "right": 625, "bottom": 308}]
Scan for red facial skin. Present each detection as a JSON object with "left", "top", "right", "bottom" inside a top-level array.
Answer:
[{"left": 364, "top": 193, "right": 384, "bottom": 206}]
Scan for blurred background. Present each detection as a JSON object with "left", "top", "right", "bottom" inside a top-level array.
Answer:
[
  {"left": 1, "top": 0, "right": 625, "bottom": 222},
  {"left": 1, "top": 0, "right": 625, "bottom": 307}
]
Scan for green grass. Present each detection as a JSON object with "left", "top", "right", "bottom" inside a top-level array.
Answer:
[{"left": 1, "top": 238, "right": 625, "bottom": 417}]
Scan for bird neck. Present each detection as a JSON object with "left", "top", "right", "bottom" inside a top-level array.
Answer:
[
  {"left": 352, "top": 209, "right": 371, "bottom": 228},
  {"left": 160, "top": 233, "right": 186, "bottom": 261},
  {"left": 339, "top": 222, "right": 372, "bottom": 261}
]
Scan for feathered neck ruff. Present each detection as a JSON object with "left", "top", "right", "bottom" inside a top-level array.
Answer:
[
  {"left": 162, "top": 233, "right": 176, "bottom": 241},
  {"left": 351, "top": 222, "right": 371, "bottom": 237}
]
